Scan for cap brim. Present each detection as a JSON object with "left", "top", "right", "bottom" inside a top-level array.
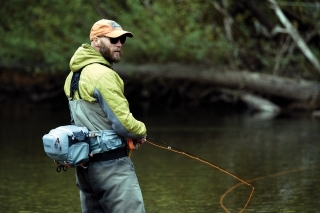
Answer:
[{"left": 106, "top": 30, "right": 133, "bottom": 38}]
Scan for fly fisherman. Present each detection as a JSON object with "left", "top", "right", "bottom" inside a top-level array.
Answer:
[{"left": 64, "top": 19, "right": 147, "bottom": 213}]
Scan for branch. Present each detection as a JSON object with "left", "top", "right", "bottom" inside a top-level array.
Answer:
[
  {"left": 219, "top": 89, "right": 281, "bottom": 113},
  {"left": 212, "top": 0, "right": 234, "bottom": 42},
  {"left": 240, "top": 93, "right": 281, "bottom": 113},
  {"left": 268, "top": 0, "right": 320, "bottom": 74},
  {"left": 273, "top": 35, "right": 291, "bottom": 75}
]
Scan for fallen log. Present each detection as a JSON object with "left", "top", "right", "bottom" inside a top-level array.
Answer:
[
  {"left": 115, "top": 63, "right": 320, "bottom": 111},
  {"left": 1, "top": 63, "right": 319, "bottom": 111}
]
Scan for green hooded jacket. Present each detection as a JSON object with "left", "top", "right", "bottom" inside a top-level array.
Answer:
[{"left": 64, "top": 44, "right": 146, "bottom": 139}]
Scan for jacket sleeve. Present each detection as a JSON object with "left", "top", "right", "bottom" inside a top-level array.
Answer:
[{"left": 93, "top": 70, "right": 147, "bottom": 139}]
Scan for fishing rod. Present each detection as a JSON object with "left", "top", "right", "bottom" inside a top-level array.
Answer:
[{"left": 145, "top": 137, "right": 254, "bottom": 213}]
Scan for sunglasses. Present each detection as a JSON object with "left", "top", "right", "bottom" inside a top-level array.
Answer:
[{"left": 109, "top": 36, "right": 126, "bottom": 44}]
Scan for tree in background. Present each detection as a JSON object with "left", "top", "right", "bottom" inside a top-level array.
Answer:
[
  {"left": 0, "top": 0, "right": 96, "bottom": 72},
  {"left": 0, "top": 0, "right": 319, "bottom": 80}
]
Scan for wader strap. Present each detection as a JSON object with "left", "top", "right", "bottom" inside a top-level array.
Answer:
[
  {"left": 70, "top": 63, "right": 111, "bottom": 100},
  {"left": 70, "top": 71, "right": 82, "bottom": 99}
]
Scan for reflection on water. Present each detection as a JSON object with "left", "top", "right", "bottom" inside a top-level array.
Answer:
[{"left": 0, "top": 101, "right": 319, "bottom": 213}]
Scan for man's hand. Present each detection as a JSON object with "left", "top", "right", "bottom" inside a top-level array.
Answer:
[{"left": 135, "top": 137, "right": 146, "bottom": 149}]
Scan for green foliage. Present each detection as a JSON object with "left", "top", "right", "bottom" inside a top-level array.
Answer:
[
  {"left": 100, "top": 0, "right": 236, "bottom": 65},
  {"left": 0, "top": 0, "right": 319, "bottom": 77},
  {"left": 0, "top": 0, "right": 97, "bottom": 72}
]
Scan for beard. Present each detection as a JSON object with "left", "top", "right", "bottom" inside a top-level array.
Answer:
[{"left": 99, "top": 42, "right": 121, "bottom": 63}]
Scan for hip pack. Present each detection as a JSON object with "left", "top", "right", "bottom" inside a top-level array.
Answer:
[
  {"left": 42, "top": 125, "right": 90, "bottom": 172},
  {"left": 42, "top": 125, "right": 128, "bottom": 172}
]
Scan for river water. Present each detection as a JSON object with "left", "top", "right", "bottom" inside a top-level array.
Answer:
[{"left": 0, "top": 100, "right": 319, "bottom": 213}]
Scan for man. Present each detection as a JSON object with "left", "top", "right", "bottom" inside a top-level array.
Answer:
[{"left": 64, "top": 19, "right": 147, "bottom": 213}]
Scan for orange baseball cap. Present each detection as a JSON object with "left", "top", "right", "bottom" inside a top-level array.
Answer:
[{"left": 90, "top": 19, "right": 133, "bottom": 41}]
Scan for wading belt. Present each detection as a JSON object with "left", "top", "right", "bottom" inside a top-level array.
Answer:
[{"left": 89, "top": 147, "right": 128, "bottom": 162}]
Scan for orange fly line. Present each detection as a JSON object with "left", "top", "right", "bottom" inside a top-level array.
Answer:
[
  {"left": 220, "top": 166, "right": 317, "bottom": 212},
  {"left": 146, "top": 138, "right": 254, "bottom": 213}
]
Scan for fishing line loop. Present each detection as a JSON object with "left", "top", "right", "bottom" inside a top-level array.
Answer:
[{"left": 145, "top": 137, "right": 254, "bottom": 213}]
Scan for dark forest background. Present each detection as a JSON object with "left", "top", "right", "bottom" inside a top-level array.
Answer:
[{"left": 1, "top": 0, "right": 320, "bottom": 113}]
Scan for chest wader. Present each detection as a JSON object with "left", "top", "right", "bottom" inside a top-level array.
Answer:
[{"left": 68, "top": 64, "right": 138, "bottom": 161}]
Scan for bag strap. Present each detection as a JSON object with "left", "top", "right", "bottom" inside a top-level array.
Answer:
[{"left": 70, "top": 63, "right": 111, "bottom": 100}]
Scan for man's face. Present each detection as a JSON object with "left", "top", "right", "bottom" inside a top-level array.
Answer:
[{"left": 99, "top": 36, "right": 125, "bottom": 63}]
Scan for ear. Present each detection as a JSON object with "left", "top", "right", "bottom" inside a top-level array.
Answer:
[{"left": 94, "top": 37, "right": 100, "bottom": 47}]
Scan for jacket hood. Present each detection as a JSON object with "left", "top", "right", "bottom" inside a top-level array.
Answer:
[{"left": 69, "top": 43, "right": 111, "bottom": 72}]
